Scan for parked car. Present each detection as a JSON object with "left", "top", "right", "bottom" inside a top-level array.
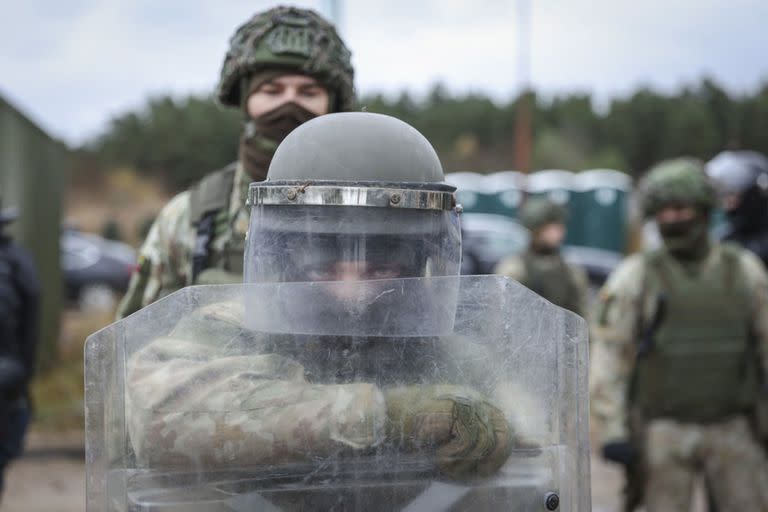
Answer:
[
  {"left": 460, "top": 212, "right": 620, "bottom": 287},
  {"left": 460, "top": 213, "right": 529, "bottom": 275},
  {"left": 61, "top": 228, "right": 137, "bottom": 311}
]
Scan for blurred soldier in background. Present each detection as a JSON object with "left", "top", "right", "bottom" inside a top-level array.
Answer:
[
  {"left": 494, "top": 197, "right": 587, "bottom": 317},
  {"left": 116, "top": 5, "right": 355, "bottom": 318},
  {"left": 0, "top": 191, "right": 40, "bottom": 499},
  {"left": 590, "top": 158, "right": 768, "bottom": 511},
  {"left": 707, "top": 150, "right": 768, "bottom": 267}
]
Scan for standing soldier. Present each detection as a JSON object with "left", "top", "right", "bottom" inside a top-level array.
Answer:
[
  {"left": 494, "top": 197, "right": 588, "bottom": 317},
  {"left": 590, "top": 158, "right": 768, "bottom": 511},
  {"left": 706, "top": 150, "right": 768, "bottom": 267},
  {"left": 116, "top": 5, "right": 355, "bottom": 318},
  {"left": 0, "top": 191, "right": 40, "bottom": 498}
]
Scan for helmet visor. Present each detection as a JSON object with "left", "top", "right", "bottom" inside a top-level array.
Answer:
[{"left": 245, "top": 200, "right": 461, "bottom": 283}]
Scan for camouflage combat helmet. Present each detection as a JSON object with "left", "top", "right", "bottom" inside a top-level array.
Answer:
[
  {"left": 217, "top": 6, "right": 355, "bottom": 112},
  {"left": 519, "top": 196, "right": 567, "bottom": 231},
  {"left": 641, "top": 158, "right": 716, "bottom": 217}
]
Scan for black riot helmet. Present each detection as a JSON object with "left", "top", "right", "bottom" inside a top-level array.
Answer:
[{"left": 706, "top": 150, "right": 768, "bottom": 233}]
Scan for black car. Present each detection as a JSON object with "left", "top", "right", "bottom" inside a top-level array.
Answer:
[
  {"left": 61, "top": 228, "right": 137, "bottom": 311},
  {"left": 460, "top": 213, "right": 530, "bottom": 275}
]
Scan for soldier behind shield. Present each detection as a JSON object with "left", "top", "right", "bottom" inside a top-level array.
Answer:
[{"left": 119, "top": 113, "right": 522, "bottom": 511}]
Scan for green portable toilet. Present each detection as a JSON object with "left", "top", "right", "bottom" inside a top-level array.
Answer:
[
  {"left": 0, "top": 94, "right": 67, "bottom": 370},
  {"left": 527, "top": 170, "right": 579, "bottom": 245},
  {"left": 446, "top": 172, "right": 509, "bottom": 215},
  {"left": 445, "top": 172, "right": 484, "bottom": 213},
  {"left": 484, "top": 171, "right": 526, "bottom": 219},
  {"left": 573, "top": 169, "right": 632, "bottom": 253}
]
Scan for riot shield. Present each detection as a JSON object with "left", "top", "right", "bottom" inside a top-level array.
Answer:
[{"left": 85, "top": 276, "right": 589, "bottom": 511}]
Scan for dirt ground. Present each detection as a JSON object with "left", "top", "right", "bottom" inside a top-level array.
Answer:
[
  {"left": 2, "top": 432, "right": 85, "bottom": 512},
  {"left": 1, "top": 439, "right": 680, "bottom": 512}
]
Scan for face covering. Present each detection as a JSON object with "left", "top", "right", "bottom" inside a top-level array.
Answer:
[
  {"left": 239, "top": 102, "right": 318, "bottom": 181},
  {"left": 658, "top": 213, "right": 710, "bottom": 260}
]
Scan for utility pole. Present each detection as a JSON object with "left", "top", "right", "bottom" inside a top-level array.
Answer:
[
  {"left": 322, "top": 0, "right": 343, "bottom": 34},
  {"left": 513, "top": 0, "right": 532, "bottom": 173}
]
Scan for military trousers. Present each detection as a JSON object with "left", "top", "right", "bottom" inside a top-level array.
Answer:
[{"left": 643, "top": 415, "right": 768, "bottom": 511}]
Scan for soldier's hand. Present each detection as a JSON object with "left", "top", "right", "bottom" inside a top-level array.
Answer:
[
  {"left": 601, "top": 439, "right": 637, "bottom": 466},
  {"left": 383, "top": 385, "right": 513, "bottom": 479}
]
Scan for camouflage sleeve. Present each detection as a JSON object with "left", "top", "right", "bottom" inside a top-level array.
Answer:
[
  {"left": 126, "top": 337, "right": 386, "bottom": 469},
  {"left": 494, "top": 255, "right": 526, "bottom": 283},
  {"left": 738, "top": 250, "right": 768, "bottom": 376},
  {"left": 589, "top": 254, "right": 646, "bottom": 443},
  {"left": 116, "top": 191, "right": 193, "bottom": 319}
]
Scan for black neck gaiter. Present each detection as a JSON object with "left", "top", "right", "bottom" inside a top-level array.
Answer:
[
  {"left": 239, "top": 102, "right": 318, "bottom": 181},
  {"left": 659, "top": 215, "right": 711, "bottom": 261}
]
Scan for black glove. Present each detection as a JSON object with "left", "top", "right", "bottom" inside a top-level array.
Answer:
[{"left": 601, "top": 440, "right": 637, "bottom": 466}]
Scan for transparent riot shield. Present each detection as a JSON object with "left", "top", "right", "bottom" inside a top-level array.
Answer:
[{"left": 85, "top": 276, "right": 589, "bottom": 511}]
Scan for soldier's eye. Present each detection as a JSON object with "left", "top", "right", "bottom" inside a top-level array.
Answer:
[
  {"left": 259, "top": 84, "right": 282, "bottom": 95},
  {"left": 300, "top": 86, "right": 323, "bottom": 98}
]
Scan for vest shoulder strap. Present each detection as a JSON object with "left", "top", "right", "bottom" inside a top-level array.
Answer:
[{"left": 188, "top": 163, "right": 237, "bottom": 226}]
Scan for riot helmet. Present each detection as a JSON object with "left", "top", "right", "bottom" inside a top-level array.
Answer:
[
  {"left": 244, "top": 112, "right": 462, "bottom": 336},
  {"left": 706, "top": 150, "right": 768, "bottom": 233},
  {"left": 245, "top": 112, "right": 461, "bottom": 284}
]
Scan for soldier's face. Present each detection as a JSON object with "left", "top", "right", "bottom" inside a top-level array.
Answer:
[
  {"left": 247, "top": 75, "right": 330, "bottom": 118},
  {"left": 535, "top": 222, "right": 566, "bottom": 249}
]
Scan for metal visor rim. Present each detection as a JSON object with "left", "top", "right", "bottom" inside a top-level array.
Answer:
[{"left": 248, "top": 181, "right": 457, "bottom": 211}]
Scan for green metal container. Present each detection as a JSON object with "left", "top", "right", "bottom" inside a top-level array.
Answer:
[{"left": 0, "top": 93, "right": 68, "bottom": 370}]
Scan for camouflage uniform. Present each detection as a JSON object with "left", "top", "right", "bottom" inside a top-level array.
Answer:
[
  {"left": 590, "top": 158, "right": 768, "bottom": 511},
  {"left": 116, "top": 6, "right": 355, "bottom": 319},
  {"left": 122, "top": 113, "right": 516, "bottom": 484},
  {"left": 494, "top": 254, "right": 588, "bottom": 318},
  {"left": 495, "top": 197, "right": 588, "bottom": 317},
  {"left": 117, "top": 162, "right": 250, "bottom": 315},
  {"left": 126, "top": 301, "right": 513, "bottom": 479}
]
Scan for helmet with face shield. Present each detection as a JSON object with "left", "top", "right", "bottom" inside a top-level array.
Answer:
[
  {"left": 244, "top": 112, "right": 462, "bottom": 335},
  {"left": 245, "top": 112, "right": 461, "bottom": 285}
]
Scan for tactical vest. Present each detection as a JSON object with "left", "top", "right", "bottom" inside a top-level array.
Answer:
[
  {"left": 522, "top": 252, "right": 581, "bottom": 314},
  {"left": 188, "top": 163, "right": 246, "bottom": 284},
  {"left": 631, "top": 245, "right": 757, "bottom": 422}
]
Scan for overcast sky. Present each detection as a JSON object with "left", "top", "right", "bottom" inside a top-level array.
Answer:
[{"left": 2, "top": 0, "right": 767, "bottom": 145}]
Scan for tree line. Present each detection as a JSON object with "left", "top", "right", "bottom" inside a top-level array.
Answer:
[{"left": 84, "top": 78, "right": 768, "bottom": 192}]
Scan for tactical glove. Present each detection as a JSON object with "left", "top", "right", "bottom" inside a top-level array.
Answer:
[
  {"left": 602, "top": 440, "right": 637, "bottom": 466},
  {"left": 384, "top": 385, "right": 513, "bottom": 479}
]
